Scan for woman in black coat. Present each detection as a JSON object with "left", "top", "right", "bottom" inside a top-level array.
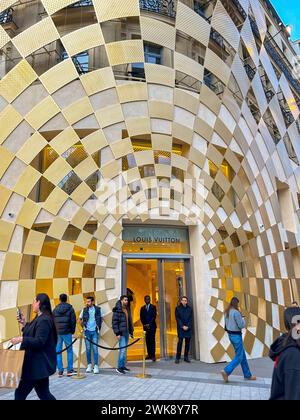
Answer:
[
  {"left": 269, "top": 307, "right": 300, "bottom": 400},
  {"left": 11, "top": 293, "right": 57, "bottom": 400}
]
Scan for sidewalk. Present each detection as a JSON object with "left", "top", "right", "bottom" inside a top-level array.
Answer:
[{"left": 0, "top": 358, "right": 273, "bottom": 401}]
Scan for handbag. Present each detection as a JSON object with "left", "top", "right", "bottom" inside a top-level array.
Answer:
[{"left": 0, "top": 345, "right": 25, "bottom": 389}]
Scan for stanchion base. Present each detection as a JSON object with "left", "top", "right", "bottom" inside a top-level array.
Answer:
[
  {"left": 71, "top": 374, "right": 86, "bottom": 380},
  {"left": 135, "top": 374, "right": 152, "bottom": 379}
]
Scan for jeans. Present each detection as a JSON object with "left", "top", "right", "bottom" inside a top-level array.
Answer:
[
  {"left": 176, "top": 337, "right": 191, "bottom": 360},
  {"left": 118, "top": 334, "right": 129, "bottom": 369},
  {"left": 85, "top": 330, "right": 99, "bottom": 366},
  {"left": 224, "top": 334, "right": 252, "bottom": 379},
  {"left": 56, "top": 334, "right": 74, "bottom": 373},
  {"left": 15, "top": 378, "right": 56, "bottom": 400}
]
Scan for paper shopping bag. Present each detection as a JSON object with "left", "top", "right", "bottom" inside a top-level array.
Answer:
[{"left": 0, "top": 349, "right": 25, "bottom": 389}]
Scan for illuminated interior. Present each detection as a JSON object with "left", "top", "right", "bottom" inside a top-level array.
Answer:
[{"left": 126, "top": 258, "right": 188, "bottom": 360}]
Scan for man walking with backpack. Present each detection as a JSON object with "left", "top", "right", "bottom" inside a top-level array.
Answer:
[{"left": 53, "top": 294, "right": 77, "bottom": 377}]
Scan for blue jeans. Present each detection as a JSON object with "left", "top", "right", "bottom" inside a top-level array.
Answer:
[
  {"left": 118, "top": 334, "right": 129, "bottom": 369},
  {"left": 224, "top": 334, "right": 252, "bottom": 379},
  {"left": 85, "top": 330, "right": 99, "bottom": 366},
  {"left": 56, "top": 334, "right": 74, "bottom": 373}
]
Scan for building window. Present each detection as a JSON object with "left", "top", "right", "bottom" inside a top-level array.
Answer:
[
  {"left": 62, "top": 51, "right": 89, "bottom": 74},
  {"left": 145, "top": 43, "right": 162, "bottom": 64},
  {"left": 132, "top": 43, "right": 162, "bottom": 78}
]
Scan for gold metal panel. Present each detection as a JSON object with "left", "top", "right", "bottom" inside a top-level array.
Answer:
[
  {"left": 0, "top": 1, "right": 16, "bottom": 13},
  {"left": 93, "top": 0, "right": 140, "bottom": 22},
  {"left": 0, "top": 105, "right": 23, "bottom": 146},
  {"left": 50, "top": 127, "right": 80, "bottom": 155},
  {"left": 13, "top": 17, "right": 59, "bottom": 58},
  {"left": 80, "top": 68, "right": 116, "bottom": 96},
  {"left": 0, "top": 146, "right": 14, "bottom": 179},
  {"left": 0, "top": 25, "right": 10, "bottom": 49},
  {"left": 117, "top": 83, "right": 148, "bottom": 103},
  {"left": 105, "top": 40, "right": 144, "bottom": 67},
  {"left": 40, "top": 59, "right": 78, "bottom": 94},
  {"left": 26, "top": 96, "right": 60, "bottom": 130},
  {"left": 0, "top": 60, "right": 37, "bottom": 103},
  {"left": 62, "top": 24, "right": 104, "bottom": 57},
  {"left": 0, "top": 220, "right": 14, "bottom": 252},
  {"left": 15, "top": 200, "right": 41, "bottom": 229},
  {"left": 17, "top": 280, "right": 36, "bottom": 307},
  {"left": 42, "top": 0, "right": 77, "bottom": 15},
  {"left": 96, "top": 104, "right": 124, "bottom": 128},
  {"left": 145, "top": 64, "right": 175, "bottom": 87},
  {"left": 81, "top": 130, "right": 108, "bottom": 154},
  {"left": 14, "top": 166, "right": 41, "bottom": 197},
  {"left": 140, "top": 16, "right": 176, "bottom": 51},
  {"left": 176, "top": 1, "right": 211, "bottom": 47},
  {"left": 63, "top": 97, "right": 94, "bottom": 126},
  {"left": 211, "top": 1, "right": 240, "bottom": 51},
  {"left": 16, "top": 133, "right": 48, "bottom": 165},
  {"left": 43, "top": 157, "right": 72, "bottom": 185},
  {"left": 174, "top": 52, "right": 204, "bottom": 82}
]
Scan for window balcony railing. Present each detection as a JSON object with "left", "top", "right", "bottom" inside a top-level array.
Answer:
[
  {"left": 68, "top": 0, "right": 93, "bottom": 7},
  {"left": 247, "top": 15, "right": 300, "bottom": 97},
  {"left": 244, "top": 63, "right": 256, "bottom": 81},
  {"left": 0, "top": 8, "right": 13, "bottom": 24},
  {"left": 139, "top": 0, "right": 176, "bottom": 19}
]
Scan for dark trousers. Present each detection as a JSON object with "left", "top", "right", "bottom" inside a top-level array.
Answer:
[
  {"left": 15, "top": 378, "right": 56, "bottom": 400},
  {"left": 176, "top": 337, "right": 191, "bottom": 360},
  {"left": 145, "top": 328, "right": 156, "bottom": 358}
]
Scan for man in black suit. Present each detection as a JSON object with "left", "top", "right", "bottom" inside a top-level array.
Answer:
[{"left": 140, "top": 296, "right": 157, "bottom": 362}]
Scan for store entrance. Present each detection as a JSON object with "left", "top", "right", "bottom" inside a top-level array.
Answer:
[{"left": 124, "top": 257, "right": 191, "bottom": 360}]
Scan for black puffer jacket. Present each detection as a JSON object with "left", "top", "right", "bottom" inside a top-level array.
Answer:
[
  {"left": 112, "top": 301, "right": 134, "bottom": 337},
  {"left": 269, "top": 334, "right": 300, "bottom": 400},
  {"left": 53, "top": 303, "right": 76, "bottom": 335}
]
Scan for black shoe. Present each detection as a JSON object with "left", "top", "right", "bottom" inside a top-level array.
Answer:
[
  {"left": 184, "top": 358, "right": 191, "bottom": 363},
  {"left": 123, "top": 367, "right": 130, "bottom": 372},
  {"left": 145, "top": 356, "right": 151, "bottom": 360},
  {"left": 175, "top": 359, "right": 180, "bottom": 364},
  {"left": 116, "top": 368, "right": 125, "bottom": 375},
  {"left": 152, "top": 357, "right": 156, "bottom": 362}
]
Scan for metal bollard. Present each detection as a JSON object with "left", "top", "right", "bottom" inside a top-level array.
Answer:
[
  {"left": 136, "top": 331, "right": 151, "bottom": 379},
  {"left": 72, "top": 330, "right": 86, "bottom": 380}
]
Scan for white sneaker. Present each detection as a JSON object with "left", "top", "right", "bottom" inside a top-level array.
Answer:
[
  {"left": 86, "top": 364, "right": 93, "bottom": 373},
  {"left": 93, "top": 365, "right": 100, "bottom": 374}
]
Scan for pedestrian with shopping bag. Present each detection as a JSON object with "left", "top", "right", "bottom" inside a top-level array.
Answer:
[{"left": 10, "top": 293, "right": 58, "bottom": 400}]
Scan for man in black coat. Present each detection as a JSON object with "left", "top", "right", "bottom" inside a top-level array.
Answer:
[
  {"left": 112, "top": 295, "right": 134, "bottom": 374},
  {"left": 175, "top": 296, "right": 193, "bottom": 364},
  {"left": 53, "top": 294, "right": 76, "bottom": 377},
  {"left": 140, "top": 295, "right": 157, "bottom": 362}
]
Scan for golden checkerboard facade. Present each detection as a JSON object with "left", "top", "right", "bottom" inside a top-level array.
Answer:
[{"left": 0, "top": 0, "right": 300, "bottom": 365}]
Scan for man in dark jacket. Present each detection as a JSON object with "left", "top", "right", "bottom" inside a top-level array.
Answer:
[
  {"left": 79, "top": 296, "right": 102, "bottom": 374},
  {"left": 269, "top": 307, "right": 300, "bottom": 400},
  {"left": 53, "top": 294, "right": 76, "bottom": 377},
  {"left": 175, "top": 296, "right": 193, "bottom": 364},
  {"left": 140, "top": 295, "right": 157, "bottom": 362},
  {"left": 112, "top": 295, "right": 134, "bottom": 374}
]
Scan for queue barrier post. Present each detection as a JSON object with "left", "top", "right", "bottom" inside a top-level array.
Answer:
[
  {"left": 72, "top": 329, "right": 86, "bottom": 380},
  {"left": 135, "top": 330, "right": 151, "bottom": 379}
]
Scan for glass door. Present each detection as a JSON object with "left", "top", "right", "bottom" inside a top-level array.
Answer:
[
  {"left": 126, "top": 259, "right": 160, "bottom": 360},
  {"left": 161, "top": 260, "right": 188, "bottom": 359},
  {"left": 124, "top": 257, "right": 191, "bottom": 360}
]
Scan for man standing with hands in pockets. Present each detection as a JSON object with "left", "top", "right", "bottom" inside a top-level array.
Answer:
[{"left": 112, "top": 295, "right": 134, "bottom": 375}]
